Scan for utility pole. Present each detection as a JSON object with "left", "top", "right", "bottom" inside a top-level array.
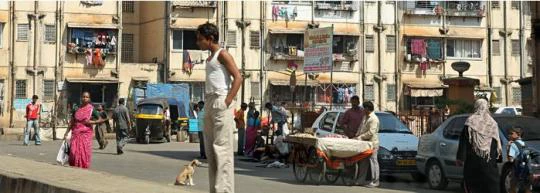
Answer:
[{"left": 236, "top": 1, "right": 250, "bottom": 104}]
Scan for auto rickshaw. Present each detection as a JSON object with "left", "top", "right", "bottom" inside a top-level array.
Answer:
[
  {"left": 135, "top": 98, "right": 169, "bottom": 144},
  {"left": 166, "top": 98, "right": 189, "bottom": 139}
]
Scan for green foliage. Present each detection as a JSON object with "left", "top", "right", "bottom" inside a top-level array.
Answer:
[{"left": 434, "top": 98, "right": 474, "bottom": 115}]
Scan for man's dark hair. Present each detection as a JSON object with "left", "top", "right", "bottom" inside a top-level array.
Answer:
[
  {"left": 197, "top": 22, "right": 219, "bottom": 43},
  {"left": 265, "top": 102, "right": 273, "bottom": 110},
  {"left": 198, "top": 101, "right": 205, "bottom": 109},
  {"left": 363, "top": 101, "right": 374, "bottom": 112},
  {"left": 32, "top": 95, "right": 39, "bottom": 100},
  {"left": 118, "top": 98, "right": 125, "bottom": 105},
  {"left": 241, "top": 103, "right": 248, "bottom": 110},
  {"left": 351, "top": 95, "right": 359, "bottom": 101}
]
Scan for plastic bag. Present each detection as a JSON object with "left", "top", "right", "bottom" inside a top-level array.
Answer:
[{"left": 56, "top": 140, "right": 70, "bottom": 166}]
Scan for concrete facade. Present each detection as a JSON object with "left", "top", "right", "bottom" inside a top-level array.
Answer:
[{"left": 0, "top": 1, "right": 536, "bottom": 128}]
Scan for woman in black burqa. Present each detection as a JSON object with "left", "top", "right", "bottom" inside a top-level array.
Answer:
[{"left": 457, "top": 99, "right": 502, "bottom": 193}]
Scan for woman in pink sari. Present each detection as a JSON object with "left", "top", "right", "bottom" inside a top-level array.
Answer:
[
  {"left": 245, "top": 111, "right": 261, "bottom": 157},
  {"left": 63, "top": 92, "right": 103, "bottom": 169}
]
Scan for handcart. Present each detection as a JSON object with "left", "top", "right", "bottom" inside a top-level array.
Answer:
[{"left": 285, "top": 134, "right": 373, "bottom": 186}]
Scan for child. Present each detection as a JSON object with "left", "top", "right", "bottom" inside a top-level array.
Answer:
[{"left": 507, "top": 127, "right": 532, "bottom": 193}]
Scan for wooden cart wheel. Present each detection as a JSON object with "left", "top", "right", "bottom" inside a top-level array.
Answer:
[
  {"left": 292, "top": 145, "right": 308, "bottom": 183},
  {"left": 342, "top": 162, "right": 359, "bottom": 186},
  {"left": 324, "top": 167, "right": 341, "bottom": 184}
]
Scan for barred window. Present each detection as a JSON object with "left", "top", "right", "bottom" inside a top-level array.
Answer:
[
  {"left": 251, "top": 82, "right": 260, "bottom": 100},
  {"left": 17, "top": 24, "right": 28, "bottom": 41},
  {"left": 226, "top": 30, "right": 237, "bottom": 48},
  {"left": 386, "top": 35, "right": 396, "bottom": 52},
  {"left": 512, "top": 87, "right": 521, "bottom": 105},
  {"left": 511, "top": 1, "right": 519, "bottom": 9},
  {"left": 45, "top": 25, "right": 56, "bottom": 42},
  {"left": 511, "top": 40, "right": 520, "bottom": 56},
  {"left": 122, "top": 33, "right": 134, "bottom": 63},
  {"left": 492, "top": 1, "right": 500, "bottom": 8},
  {"left": 122, "top": 1, "right": 135, "bottom": 13},
  {"left": 16, "top": 80, "right": 26, "bottom": 99},
  {"left": 172, "top": 30, "right": 198, "bottom": 50},
  {"left": 492, "top": 40, "right": 500, "bottom": 56},
  {"left": 364, "top": 85, "right": 374, "bottom": 101},
  {"left": 365, "top": 35, "right": 374, "bottom": 53},
  {"left": 250, "top": 31, "right": 260, "bottom": 49},
  {"left": 386, "top": 84, "right": 396, "bottom": 101},
  {"left": 43, "top": 80, "right": 54, "bottom": 101}
]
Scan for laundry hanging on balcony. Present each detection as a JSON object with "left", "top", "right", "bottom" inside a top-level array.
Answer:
[
  {"left": 411, "top": 39, "right": 427, "bottom": 57},
  {"left": 183, "top": 50, "right": 194, "bottom": 75},
  {"left": 419, "top": 61, "right": 429, "bottom": 74},
  {"left": 426, "top": 39, "right": 442, "bottom": 59}
]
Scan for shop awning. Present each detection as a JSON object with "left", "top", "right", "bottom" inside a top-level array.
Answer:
[
  {"left": 67, "top": 23, "right": 119, "bottom": 29},
  {"left": 268, "top": 21, "right": 308, "bottom": 34},
  {"left": 403, "top": 79, "right": 446, "bottom": 97},
  {"left": 66, "top": 77, "right": 119, "bottom": 84},
  {"left": 267, "top": 71, "right": 318, "bottom": 86}
]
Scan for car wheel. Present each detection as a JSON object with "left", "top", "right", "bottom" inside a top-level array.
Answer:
[
  {"left": 411, "top": 172, "right": 427, "bottom": 182},
  {"left": 501, "top": 166, "right": 513, "bottom": 193},
  {"left": 427, "top": 161, "right": 448, "bottom": 190}
]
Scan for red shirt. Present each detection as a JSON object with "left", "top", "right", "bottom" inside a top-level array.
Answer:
[
  {"left": 26, "top": 103, "right": 40, "bottom": 120},
  {"left": 338, "top": 107, "right": 365, "bottom": 139}
]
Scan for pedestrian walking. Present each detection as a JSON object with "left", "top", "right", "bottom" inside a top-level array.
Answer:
[
  {"left": 337, "top": 95, "right": 364, "bottom": 139},
  {"left": 197, "top": 101, "right": 206, "bottom": 159},
  {"left": 95, "top": 104, "right": 109, "bottom": 149},
  {"left": 24, "top": 95, "right": 41, "bottom": 146},
  {"left": 265, "top": 103, "right": 287, "bottom": 136},
  {"left": 507, "top": 127, "right": 533, "bottom": 193},
  {"left": 245, "top": 111, "right": 261, "bottom": 157},
  {"left": 456, "top": 99, "right": 502, "bottom": 193},
  {"left": 164, "top": 106, "right": 171, "bottom": 140},
  {"left": 63, "top": 92, "right": 104, "bottom": 169},
  {"left": 196, "top": 22, "right": 242, "bottom": 193},
  {"left": 113, "top": 98, "right": 132, "bottom": 155},
  {"left": 356, "top": 101, "right": 380, "bottom": 188},
  {"left": 235, "top": 103, "right": 247, "bottom": 156}
]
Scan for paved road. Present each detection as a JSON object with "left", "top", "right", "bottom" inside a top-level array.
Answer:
[{"left": 0, "top": 140, "right": 461, "bottom": 193}]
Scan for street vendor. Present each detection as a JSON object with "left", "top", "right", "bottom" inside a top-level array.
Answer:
[
  {"left": 337, "top": 95, "right": 364, "bottom": 139},
  {"left": 356, "top": 101, "right": 380, "bottom": 188}
]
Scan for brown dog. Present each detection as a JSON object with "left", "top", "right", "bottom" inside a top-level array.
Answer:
[{"left": 175, "top": 159, "right": 202, "bottom": 186}]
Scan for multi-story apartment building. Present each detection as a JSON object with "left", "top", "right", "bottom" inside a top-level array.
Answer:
[{"left": 0, "top": 1, "right": 536, "bottom": 128}]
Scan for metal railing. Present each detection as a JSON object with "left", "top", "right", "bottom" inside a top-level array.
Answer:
[{"left": 172, "top": 1, "right": 216, "bottom": 8}]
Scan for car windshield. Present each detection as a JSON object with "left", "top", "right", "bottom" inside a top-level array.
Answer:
[
  {"left": 377, "top": 113, "right": 413, "bottom": 134},
  {"left": 497, "top": 117, "right": 540, "bottom": 141},
  {"left": 138, "top": 105, "right": 163, "bottom": 115}
]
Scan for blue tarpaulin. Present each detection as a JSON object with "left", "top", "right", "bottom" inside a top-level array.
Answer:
[{"left": 145, "top": 83, "right": 190, "bottom": 117}]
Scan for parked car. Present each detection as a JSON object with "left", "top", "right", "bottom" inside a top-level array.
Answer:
[
  {"left": 312, "top": 111, "right": 423, "bottom": 181},
  {"left": 494, "top": 106, "right": 523, "bottom": 116},
  {"left": 416, "top": 114, "right": 540, "bottom": 192}
]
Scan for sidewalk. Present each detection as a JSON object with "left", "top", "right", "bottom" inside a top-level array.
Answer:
[
  {"left": 0, "top": 155, "right": 203, "bottom": 193},
  {"left": 0, "top": 127, "right": 117, "bottom": 141}
]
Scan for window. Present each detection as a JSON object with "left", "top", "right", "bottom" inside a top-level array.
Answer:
[
  {"left": 333, "top": 36, "right": 357, "bottom": 54},
  {"left": 492, "top": 1, "right": 500, "bottom": 8},
  {"left": 512, "top": 87, "right": 521, "bottom": 105},
  {"left": 251, "top": 82, "right": 260, "bottom": 100},
  {"left": 406, "top": 38, "right": 443, "bottom": 60},
  {"left": 443, "top": 117, "right": 466, "bottom": 140},
  {"left": 122, "top": 33, "right": 134, "bottom": 63},
  {"left": 183, "top": 82, "right": 205, "bottom": 103},
  {"left": 386, "top": 84, "right": 396, "bottom": 101},
  {"left": 44, "top": 25, "right": 56, "bottom": 42},
  {"left": 17, "top": 24, "right": 28, "bottom": 41},
  {"left": 365, "top": 35, "right": 374, "bottom": 53},
  {"left": 386, "top": 35, "right": 396, "bottom": 52},
  {"left": 172, "top": 30, "right": 198, "bottom": 50},
  {"left": 249, "top": 31, "right": 260, "bottom": 49},
  {"left": 15, "top": 80, "right": 26, "bottom": 99},
  {"left": 226, "top": 30, "right": 237, "bottom": 48},
  {"left": 411, "top": 97, "right": 435, "bottom": 107},
  {"left": 43, "top": 80, "right": 54, "bottom": 101},
  {"left": 492, "top": 40, "right": 500, "bottom": 56},
  {"left": 69, "top": 28, "right": 117, "bottom": 52},
  {"left": 446, "top": 39, "right": 482, "bottom": 59},
  {"left": 511, "top": 40, "right": 520, "bottom": 56},
  {"left": 364, "top": 85, "right": 374, "bottom": 101},
  {"left": 319, "top": 112, "right": 338, "bottom": 132},
  {"left": 502, "top": 108, "right": 516, "bottom": 116},
  {"left": 511, "top": 1, "right": 519, "bottom": 9},
  {"left": 122, "top": 1, "right": 135, "bottom": 13},
  {"left": 272, "top": 34, "right": 304, "bottom": 55}
]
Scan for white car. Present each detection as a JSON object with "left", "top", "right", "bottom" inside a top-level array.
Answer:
[
  {"left": 494, "top": 106, "right": 522, "bottom": 116},
  {"left": 312, "top": 110, "right": 423, "bottom": 181}
]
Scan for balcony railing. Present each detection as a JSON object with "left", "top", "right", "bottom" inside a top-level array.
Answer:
[
  {"left": 446, "top": 1, "right": 485, "bottom": 17},
  {"left": 172, "top": 1, "right": 216, "bottom": 8},
  {"left": 315, "top": 2, "right": 357, "bottom": 11},
  {"left": 404, "top": 1, "right": 485, "bottom": 17}
]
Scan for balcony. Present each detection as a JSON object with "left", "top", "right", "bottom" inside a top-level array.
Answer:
[
  {"left": 172, "top": 1, "right": 216, "bottom": 8},
  {"left": 404, "top": 1, "right": 441, "bottom": 15},
  {"left": 315, "top": 1, "right": 357, "bottom": 11},
  {"left": 446, "top": 1, "right": 485, "bottom": 17}
]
